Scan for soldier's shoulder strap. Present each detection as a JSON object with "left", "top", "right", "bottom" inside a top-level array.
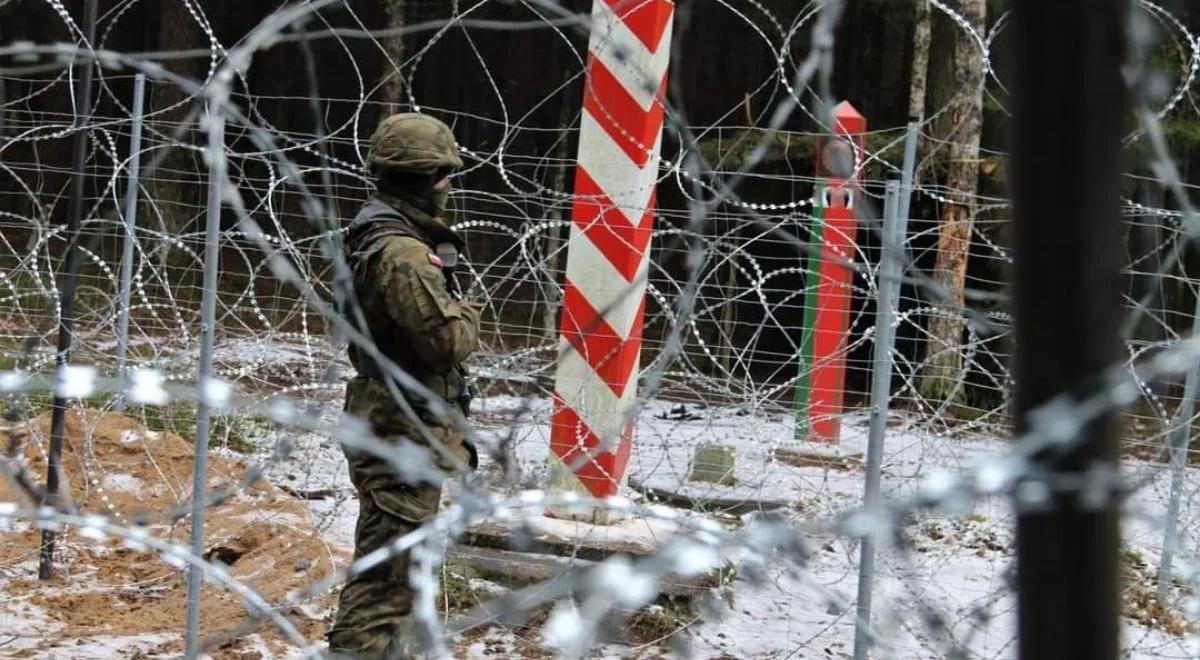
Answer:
[{"left": 346, "top": 199, "right": 431, "bottom": 266}]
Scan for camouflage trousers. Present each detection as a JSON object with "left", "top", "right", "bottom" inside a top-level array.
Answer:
[
  {"left": 328, "top": 377, "right": 474, "bottom": 657},
  {"left": 326, "top": 466, "right": 442, "bottom": 659}
]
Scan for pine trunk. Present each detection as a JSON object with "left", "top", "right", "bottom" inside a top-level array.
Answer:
[
  {"left": 148, "top": 1, "right": 204, "bottom": 251},
  {"left": 908, "top": 0, "right": 931, "bottom": 121},
  {"left": 541, "top": 97, "right": 576, "bottom": 341},
  {"left": 381, "top": 0, "right": 407, "bottom": 113},
  {"left": 918, "top": 0, "right": 987, "bottom": 406}
]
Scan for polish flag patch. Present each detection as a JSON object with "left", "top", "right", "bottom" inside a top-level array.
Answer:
[{"left": 427, "top": 253, "right": 444, "bottom": 267}]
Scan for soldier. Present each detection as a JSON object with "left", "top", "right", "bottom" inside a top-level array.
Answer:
[{"left": 328, "top": 113, "right": 480, "bottom": 658}]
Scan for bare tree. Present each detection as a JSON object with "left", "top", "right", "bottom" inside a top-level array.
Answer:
[
  {"left": 541, "top": 95, "right": 576, "bottom": 342},
  {"left": 908, "top": 0, "right": 931, "bottom": 121},
  {"left": 148, "top": 0, "right": 205, "bottom": 244},
  {"left": 381, "top": 0, "right": 407, "bottom": 112},
  {"left": 918, "top": 0, "right": 987, "bottom": 405}
]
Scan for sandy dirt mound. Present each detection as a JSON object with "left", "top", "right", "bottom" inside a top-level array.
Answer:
[{"left": 0, "top": 409, "right": 338, "bottom": 658}]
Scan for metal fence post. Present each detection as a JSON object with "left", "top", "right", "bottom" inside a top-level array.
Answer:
[
  {"left": 114, "top": 73, "right": 146, "bottom": 411},
  {"left": 853, "top": 179, "right": 906, "bottom": 660},
  {"left": 38, "top": 0, "right": 99, "bottom": 581},
  {"left": 184, "top": 103, "right": 226, "bottom": 659},
  {"left": 1157, "top": 296, "right": 1200, "bottom": 600},
  {"left": 897, "top": 118, "right": 920, "bottom": 233},
  {"left": 1011, "top": 1, "right": 1126, "bottom": 658}
]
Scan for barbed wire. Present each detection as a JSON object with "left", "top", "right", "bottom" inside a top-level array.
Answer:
[{"left": 0, "top": 0, "right": 1199, "bottom": 658}]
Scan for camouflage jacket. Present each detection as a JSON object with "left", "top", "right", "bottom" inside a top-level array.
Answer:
[{"left": 342, "top": 194, "right": 480, "bottom": 444}]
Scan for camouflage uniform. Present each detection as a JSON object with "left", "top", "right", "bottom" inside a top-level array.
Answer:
[{"left": 328, "top": 114, "right": 479, "bottom": 659}]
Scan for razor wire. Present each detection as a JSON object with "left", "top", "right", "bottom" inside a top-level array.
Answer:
[{"left": 0, "top": 0, "right": 1199, "bottom": 658}]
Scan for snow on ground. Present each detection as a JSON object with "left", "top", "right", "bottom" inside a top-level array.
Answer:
[
  {"left": 6, "top": 330, "right": 1193, "bottom": 659},
  {"left": 255, "top": 422, "right": 359, "bottom": 550},
  {"left": 240, "top": 386, "right": 1199, "bottom": 659}
]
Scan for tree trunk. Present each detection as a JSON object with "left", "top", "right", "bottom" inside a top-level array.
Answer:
[
  {"left": 380, "top": 0, "right": 407, "bottom": 114},
  {"left": 918, "top": 0, "right": 987, "bottom": 405},
  {"left": 717, "top": 222, "right": 739, "bottom": 377},
  {"left": 148, "top": 0, "right": 205, "bottom": 282},
  {"left": 908, "top": 0, "right": 931, "bottom": 121},
  {"left": 541, "top": 96, "right": 576, "bottom": 342}
]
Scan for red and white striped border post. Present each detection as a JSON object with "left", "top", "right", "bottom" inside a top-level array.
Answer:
[{"left": 549, "top": 0, "right": 674, "bottom": 512}]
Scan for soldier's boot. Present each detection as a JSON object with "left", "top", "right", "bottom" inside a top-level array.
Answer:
[{"left": 328, "top": 482, "right": 441, "bottom": 658}]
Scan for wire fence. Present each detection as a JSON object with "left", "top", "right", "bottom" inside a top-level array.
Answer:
[{"left": 1, "top": 0, "right": 1199, "bottom": 658}]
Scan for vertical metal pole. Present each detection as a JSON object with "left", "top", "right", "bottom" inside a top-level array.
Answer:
[
  {"left": 897, "top": 118, "right": 920, "bottom": 232},
  {"left": 184, "top": 104, "right": 225, "bottom": 659},
  {"left": 38, "top": 0, "right": 98, "bottom": 581},
  {"left": 114, "top": 73, "right": 146, "bottom": 412},
  {"left": 1011, "top": 1, "right": 1127, "bottom": 659},
  {"left": 853, "top": 180, "right": 905, "bottom": 660},
  {"left": 1157, "top": 295, "right": 1200, "bottom": 600}
]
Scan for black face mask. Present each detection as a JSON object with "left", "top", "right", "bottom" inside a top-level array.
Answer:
[{"left": 376, "top": 168, "right": 453, "bottom": 218}]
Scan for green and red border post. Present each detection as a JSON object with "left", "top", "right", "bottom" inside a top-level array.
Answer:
[{"left": 794, "top": 102, "right": 867, "bottom": 443}]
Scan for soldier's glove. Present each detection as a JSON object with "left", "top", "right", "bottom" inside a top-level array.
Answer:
[
  {"left": 455, "top": 365, "right": 476, "bottom": 418},
  {"left": 435, "top": 242, "right": 463, "bottom": 301}
]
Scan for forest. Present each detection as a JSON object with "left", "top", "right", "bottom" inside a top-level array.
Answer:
[
  {"left": 2, "top": 2, "right": 1200, "bottom": 659},
  {"left": 2, "top": 0, "right": 1200, "bottom": 404}
]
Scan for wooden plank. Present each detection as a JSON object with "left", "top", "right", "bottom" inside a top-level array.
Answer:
[
  {"left": 447, "top": 545, "right": 718, "bottom": 597},
  {"left": 464, "top": 519, "right": 663, "bottom": 560}
]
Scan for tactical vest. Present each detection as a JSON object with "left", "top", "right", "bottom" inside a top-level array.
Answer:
[{"left": 342, "top": 199, "right": 468, "bottom": 418}]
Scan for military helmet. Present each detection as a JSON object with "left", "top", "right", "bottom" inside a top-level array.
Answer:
[{"left": 367, "top": 112, "right": 464, "bottom": 172}]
